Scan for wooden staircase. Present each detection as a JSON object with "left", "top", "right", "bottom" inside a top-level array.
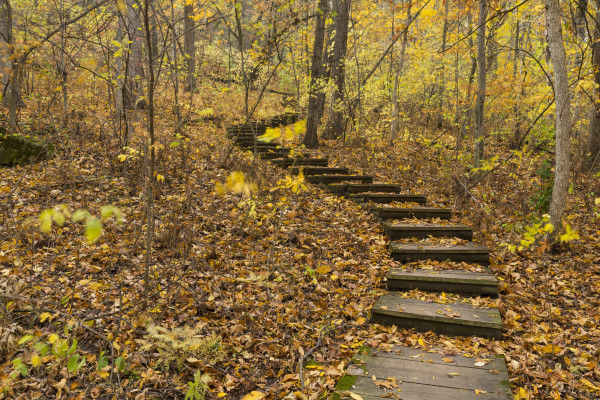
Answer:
[{"left": 225, "top": 115, "right": 511, "bottom": 399}]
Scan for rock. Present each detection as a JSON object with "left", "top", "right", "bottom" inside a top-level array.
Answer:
[{"left": 0, "top": 133, "right": 55, "bottom": 166}]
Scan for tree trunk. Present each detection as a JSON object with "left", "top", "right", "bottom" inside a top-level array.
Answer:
[
  {"left": 390, "top": 0, "right": 411, "bottom": 145},
  {"left": 0, "top": 0, "right": 13, "bottom": 108},
  {"left": 322, "top": 0, "right": 351, "bottom": 140},
  {"left": 124, "top": 0, "right": 145, "bottom": 109},
  {"left": 184, "top": 2, "right": 196, "bottom": 92},
  {"left": 545, "top": 0, "right": 572, "bottom": 240},
  {"left": 473, "top": 0, "right": 487, "bottom": 169},
  {"left": 315, "top": 0, "right": 335, "bottom": 123},
  {"left": 587, "top": 0, "right": 600, "bottom": 171},
  {"left": 303, "top": 0, "right": 329, "bottom": 148}
]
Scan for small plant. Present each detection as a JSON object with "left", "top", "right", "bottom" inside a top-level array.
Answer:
[
  {"left": 38, "top": 204, "right": 123, "bottom": 243},
  {"left": 185, "top": 371, "right": 211, "bottom": 400},
  {"left": 136, "top": 324, "right": 222, "bottom": 372},
  {"left": 503, "top": 214, "right": 580, "bottom": 253}
]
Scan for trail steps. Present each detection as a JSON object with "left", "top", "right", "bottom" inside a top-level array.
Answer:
[{"left": 225, "top": 115, "right": 510, "bottom": 399}]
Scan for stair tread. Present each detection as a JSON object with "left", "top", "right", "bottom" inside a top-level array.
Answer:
[{"left": 370, "top": 294, "right": 503, "bottom": 338}]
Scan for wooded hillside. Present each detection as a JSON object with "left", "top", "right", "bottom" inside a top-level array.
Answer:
[{"left": 0, "top": 0, "right": 599, "bottom": 399}]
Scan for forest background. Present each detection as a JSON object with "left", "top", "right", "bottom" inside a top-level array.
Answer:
[{"left": 0, "top": 0, "right": 599, "bottom": 399}]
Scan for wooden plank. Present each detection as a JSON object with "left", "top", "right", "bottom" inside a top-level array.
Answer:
[
  {"left": 348, "top": 193, "right": 427, "bottom": 204},
  {"left": 369, "top": 295, "right": 503, "bottom": 338},
  {"left": 346, "top": 183, "right": 404, "bottom": 194},
  {"left": 372, "top": 207, "right": 452, "bottom": 220},
  {"left": 306, "top": 175, "right": 374, "bottom": 184},
  {"left": 386, "top": 268, "right": 498, "bottom": 296},
  {"left": 389, "top": 242, "right": 490, "bottom": 265},
  {"left": 361, "top": 345, "right": 508, "bottom": 371},
  {"left": 382, "top": 222, "right": 473, "bottom": 240},
  {"left": 236, "top": 141, "right": 280, "bottom": 148},
  {"left": 345, "top": 376, "right": 511, "bottom": 399},
  {"left": 288, "top": 166, "right": 349, "bottom": 175},
  {"left": 271, "top": 158, "right": 329, "bottom": 167}
]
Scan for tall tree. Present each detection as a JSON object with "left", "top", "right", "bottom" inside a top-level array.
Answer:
[
  {"left": 303, "top": 0, "right": 329, "bottom": 148},
  {"left": 588, "top": 0, "right": 600, "bottom": 171},
  {"left": 0, "top": 0, "right": 14, "bottom": 108},
  {"left": 545, "top": 0, "right": 572, "bottom": 240},
  {"left": 473, "top": 0, "right": 487, "bottom": 169},
  {"left": 322, "top": 0, "right": 351, "bottom": 140},
  {"left": 184, "top": 0, "right": 196, "bottom": 92}
]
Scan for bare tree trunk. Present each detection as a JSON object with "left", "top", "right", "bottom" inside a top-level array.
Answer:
[
  {"left": 315, "top": 1, "right": 335, "bottom": 123},
  {"left": 322, "top": 0, "right": 351, "bottom": 140},
  {"left": 142, "top": 0, "right": 156, "bottom": 300},
  {"left": 587, "top": 0, "right": 600, "bottom": 171},
  {"left": 0, "top": 0, "right": 13, "bottom": 109},
  {"left": 545, "top": 0, "right": 572, "bottom": 241},
  {"left": 473, "top": 0, "right": 487, "bottom": 169},
  {"left": 437, "top": 0, "right": 449, "bottom": 128},
  {"left": 390, "top": 0, "right": 411, "bottom": 145},
  {"left": 184, "top": 2, "right": 196, "bottom": 92},
  {"left": 124, "top": 0, "right": 145, "bottom": 109},
  {"left": 303, "top": 0, "right": 329, "bottom": 148}
]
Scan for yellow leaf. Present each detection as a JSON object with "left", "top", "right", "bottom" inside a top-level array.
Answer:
[
  {"left": 580, "top": 378, "right": 600, "bottom": 392},
  {"left": 348, "top": 393, "right": 363, "bottom": 400},
  {"left": 356, "top": 317, "right": 366, "bottom": 325},
  {"left": 241, "top": 391, "right": 265, "bottom": 400},
  {"left": 31, "top": 355, "right": 41, "bottom": 367},
  {"left": 417, "top": 338, "right": 425, "bottom": 347},
  {"left": 217, "top": 394, "right": 227, "bottom": 398},
  {"left": 330, "top": 274, "right": 338, "bottom": 281},
  {"left": 316, "top": 265, "right": 331, "bottom": 274},
  {"left": 258, "top": 127, "right": 280, "bottom": 142},
  {"left": 115, "top": 0, "right": 127, "bottom": 15},
  {"left": 156, "top": 174, "right": 164, "bottom": 183},
  {"left": 48, "top": 334, "right": 59, "bottom": 344},
  {"left": 559, "top": 224, "right": 580, "bottom": 243}
]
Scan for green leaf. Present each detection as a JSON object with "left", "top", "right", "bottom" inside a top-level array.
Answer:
[
  {"left": 72, "top": 209, "right": 90, "bottom": 222},
  {"left": 67, "top": 354, "right": 82, "bottom": 373},
  {"left": 18, "top": 335, "right": 35, "bottom": 345},
  {"left": 86, "top": 217, "right": 102, "bottom": 243},
  {"left": 39, "top": 209, "right": 53, "bottom": 233},
  {"left": 53, "top": 210, "right": 65, "bottom": 227},
  {"left": 68, "top": 339, "right": 78, "bottom": 355},
  {"left": 115, "top": 356, "right": 126, "bottom": 371},
  {"left": 97, "top": 352, "right": 108, "bottom": 370}
]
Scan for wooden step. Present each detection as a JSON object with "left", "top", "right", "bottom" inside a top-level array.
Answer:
[
  {"left": 259, "top": 151, "right": 294, "bottom": 160},
  {"left": 389, "top": 242, "right": 490, "bottom": 265},
  {"left": 306, "top": 175, "right": 374, "bottom": 184},
  {"left": 382, "top": 222, "right": 473, "bottom": 240},
  {"left": 386, "top": 268, "right": 498, "bottom": 295},
  {"left": 372, "top": 206, "right": 452, "bottom": 220},
  {"left": 227, "top": 127, "right": 267, "bottom": 136},
  {"left": 236, "top": 140, "right": 280, "bottom": 148},
  {"left": 288, "top": 166, "right": 349, "bottom": 175},
  {"left": 369, "top": 295, "right": 503, "bottom": 338},
  {"left": 349, "top": 193, "right": 427, "bottom": 204},
  {"left": 341, "top": 345, "right": 511, "bottom": 399},
  {"left": 271, "top": 158, "right": 329, "bottom": 167},
  {"left": 325, "top": 183, "right": 403, "bottom": 195}
]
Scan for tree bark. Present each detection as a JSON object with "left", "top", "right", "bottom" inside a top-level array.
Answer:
[
  {"left": 587, "top": 0, "right": 600, "bottom": 171},
  {"left": 0, "top": 0, "right": 14, "bottom": 109},
  {"left": 315, "top": 0, "right": 336, "bottom": 123},
  {"left": 303, "top": 0, "right": 329, "bottom": 148},
  {"left": 322, "top": 0, "right": 351, "bottom": 140},
  {"left": 390, "top": 0, "right": 412, "bottom": 145},
  {"left": 545, "top": 0, "right": 572, "bottom": 239},
  {"left": 473, "top": 0, "right": 487, "bottom": 169},
  {"left": 123, "top": 0, "right": 145, "bottom": 110},
  {"left": 184, "top": 2, "right": 196, "bottom": 92}
]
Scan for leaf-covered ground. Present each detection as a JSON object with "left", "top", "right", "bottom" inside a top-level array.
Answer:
[{"left": 1, "top": 86, "right": 599, "bottom": 399}]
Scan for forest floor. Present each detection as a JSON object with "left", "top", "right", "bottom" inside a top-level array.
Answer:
[{"left": 0, "top": 85, "right": 599, "bottom": 399}]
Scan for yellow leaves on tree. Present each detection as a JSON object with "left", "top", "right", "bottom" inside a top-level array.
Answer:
[{"left": 215, "top": 171, "right": 257, "bottom": 197}]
